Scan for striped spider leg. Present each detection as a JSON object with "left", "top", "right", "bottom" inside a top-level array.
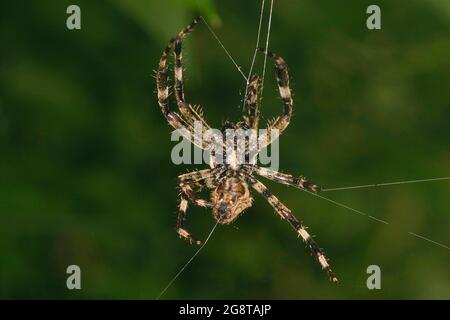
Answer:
[
  {"left": 255, "top": 48, "right": 293, "bottom": 149},
  {"left": 156, "top": 17, "right": 213, "bottom": 150},
  {"left": 254, "top": 166, "right": 320, "bottom": 193},
  {"left": 173, "top": 19, "right": 211, "bottom": 130},
  {"left": 177, "top": 168, "right": 221, "bottom": 245},
  {"left": 247, "top": 176, "right": 338, "bottom": 283},
  {"left": 243, "top": 74, "right": 261, "bottom": 130}
]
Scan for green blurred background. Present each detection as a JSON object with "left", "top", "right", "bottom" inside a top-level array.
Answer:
[{"left": 0, "top": 0, "right": 449, "bottom": 299}]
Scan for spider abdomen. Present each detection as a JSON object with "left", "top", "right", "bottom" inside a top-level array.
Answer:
[{"left": 211, "top": 177, "right": 253, "bottom": 224}]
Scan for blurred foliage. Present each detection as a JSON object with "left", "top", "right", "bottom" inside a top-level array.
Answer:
[{"left": 0, "top": 0, "right": 449, "bottom": 299}]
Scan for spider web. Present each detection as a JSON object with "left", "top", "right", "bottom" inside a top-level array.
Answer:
[{"left": 156, "top": 0, "right": 450, "bottom": 299}]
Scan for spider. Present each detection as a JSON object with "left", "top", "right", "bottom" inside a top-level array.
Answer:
[{"left": 156, "top": 18, "right": 338, "bottom": 283}]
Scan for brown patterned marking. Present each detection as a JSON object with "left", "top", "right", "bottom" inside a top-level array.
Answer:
[{"left": 211, "top": 178, "right": 253, "bottom": 224}]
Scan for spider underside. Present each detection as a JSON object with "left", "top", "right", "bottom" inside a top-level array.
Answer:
[{"left": 156, "top": 18, "right": 338, "bottom": 283}]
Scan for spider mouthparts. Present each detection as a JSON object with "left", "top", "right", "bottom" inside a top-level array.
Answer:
[{"left": 218, "top": 202, "right": 228, "bottom": 215}]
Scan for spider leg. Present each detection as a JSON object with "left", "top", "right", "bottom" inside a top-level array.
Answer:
[
  {"left": 248, "top": 176, "right": 338, "bottom": 283},
  {"left": 243, "top": 74, "right": 261, "bottom": 129},
  {"left": 257, "top": 48, "right": 293, "bottom": 147},
  {"left": 177, "top": 196, "right": 203, "bottom": 245},
  {"left": 176, "top": 169, "right": 219, "bottom": 245},
  {"left": 172, "top": 17, "right": 200, "bottom": 106},
  {"left": 156, "top": 36, "right": 188, "bottom": 129},
  {"left": 178, "top": 168, "right": 220, "bottom": 194},
  {"left": 173, "top": 21, "right": 211, "bottom": 128},
  {"left": 178, "top": 166, "right": 225, "bottom": 189},
  {"left": 179, "top": 183, "right": 214, "bottom": 209},
  {"left": 172, "top": 19, "right": 228, "bottom": 153},
  {"left": 254, "top": 166, "right": 320, "bottom": 192},
  {"left": 156, "top": 18, "right": 209, "bottom": 150}
]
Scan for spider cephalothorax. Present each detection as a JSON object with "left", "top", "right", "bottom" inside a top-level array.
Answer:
[{"left": 156, "top": 18, "right": 338, "bottom": 283}]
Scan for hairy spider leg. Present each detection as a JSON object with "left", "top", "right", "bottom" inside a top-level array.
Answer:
[
  {"left": 254, "top": 166, "right": 320, "bottom": 192},
  {"left": 248, "top": 176, "right": 338, "bottom": 283},
  {"left": 243, "top": 74, "right": 261, "bottom": 130},
  {"left": 157, "top": 18, "right": 211, "bottom": 150},
  {"left": 177, "top": 168, "right": 219, "bottom": 245},
  {"left": 257, "top": 48, "right": 293, "bottom": 148},
  {"left": 173, "top": 20, "right": 211, "bottom": 129}
]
